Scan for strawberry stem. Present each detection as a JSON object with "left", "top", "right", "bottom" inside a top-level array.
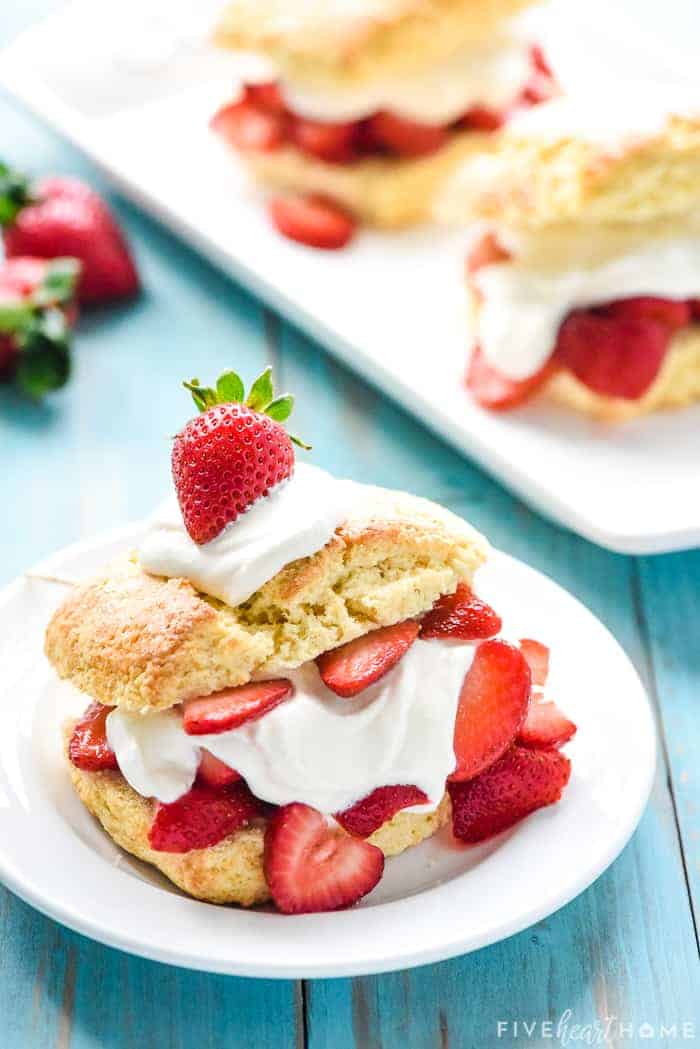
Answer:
[{"left": 0, "top": 160, "right": 34, "bottom": 227}]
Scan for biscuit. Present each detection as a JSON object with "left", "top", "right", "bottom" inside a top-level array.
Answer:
[{"left": 46, "top": 487, "right": 488, "bottom": 713}]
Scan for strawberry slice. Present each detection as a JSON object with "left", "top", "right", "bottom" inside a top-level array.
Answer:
[
  {"left": 450, "top": 639, "right": 531, "bottom": 782},
  {"left": 316, "top": 621, "right": 420, "bottom": 698},
  {"left": 519, "top": 639, "right": 549, "bottom": 687},
  {"left": 183, "top": 679, "right": 293, "bottom": 735},
  {"left": 68, "top": 703, "right": 118, "bottom": 772},
  {"left": 336, "top": 784, "right": 428, "bottom": 837},
  {"left": 244, "top": 82, "right": 286, "bottom": 114},
  {"left": 264, "top": 802, "right": 384, "bottom": 913},
  {"left": 517, "top": 700, "right": 577, "bottom": 749},
  {"left": 466, "top": 233, "right": 511, "bottom": 275},
  {"left": 197, "top": 749, "right": 241, "bottom": 788},
  {"left": 268, "top": 194, "right": 356, "bottom": 250},
  {"left": 448, "top": 744, "right": 571, "bottom": 843},
  {"left": 554, "top": 310, "right": 670, "bottom": 400},
  {"left": 148, "top": 780, "right": 261, "bottom": 853},
  {"left": 210, "top": 99, "right": 286, "bottom": 152},
  {"left": 604, "top": 296, "right": 691, "bottom": 331},
  {"left": 291, "top": 117, "right": 358, "bottom": 163},
  {"left": 420, "top": 582, "right": 502, "bottom": 641},
  {"left": 466, "top": 345, "right": 554, "bottom": 410},
  {"left": 367, "top": 111, "right": 448, "bottom": 157},
  {"left": 461, "top": 106, "right": 504, "bottom": 132}
]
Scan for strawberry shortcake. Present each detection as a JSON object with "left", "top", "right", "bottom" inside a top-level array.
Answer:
[
  {"left": 46, "top": 367, "right": 575, "bottom": 913},
  {"left": 209, "top": 0, "right": 558, "bottom": 247},
  {"left": 438, "top": 91, "right": 700, "bottom": 418}
]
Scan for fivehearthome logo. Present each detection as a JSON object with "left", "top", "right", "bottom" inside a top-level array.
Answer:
[{"left": 496, "top": 1011, "right": 696, "bottom": 1044}]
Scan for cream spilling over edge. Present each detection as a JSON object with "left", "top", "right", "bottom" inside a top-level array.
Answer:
[
  {"left": 138, "top": 463, "right": 353, "bottom": 607},
  {"left": 230, "top": 32, "right": 533, "bottom": 125},
  {"left": 474, "top": 228, "right": 700, "bottom": 381},
  {"left": 106, "top": 639, "right": 473, "bottom": 812}
]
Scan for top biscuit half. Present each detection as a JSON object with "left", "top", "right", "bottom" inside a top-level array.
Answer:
[
  {"left": 214, "top": 0, "right": 537, "bottom": 88},
  {"left": 436, "top": 90, "right": 700, "bottom": 230},
  {"left": 45, "top": 487, "right": 488, "bottom": 715}
]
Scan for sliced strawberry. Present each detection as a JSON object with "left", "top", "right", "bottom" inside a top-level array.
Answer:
[
  {"left": 68, "top": 703, "right": 118, "bottom": 772},
  {"left": 519, "top": 639, "right": 550, "bottom": 687},
  {"left": 466, "top": 345, "right": 554, "bottom": 410},
  {"left": 604, "top": 296, "right": 691, "bottom": 331},
  {"left": 268, "top": 194, "right": 356, "bottom": 250},
  {"left": 461, "top": 106, "right": 504, "bottom": 132},
  {"left": 367, "top": 111, "right": 448, "bottom": 157},
  {"left": 317, "top": 621, "right": 420, "bottom": 698},
  {"left": 689, "top": 298, "right": 700, "bottom": 319},
  {"left": 264, "top": 802, "right": 384, "bottom": 913},
  {"left": 291, "top": 117, "right": 358, "bottom": 163},
  {"left": 244, "top": 82, "right": 286, "bottom": 114},
  {"left": 148, "top": 780, "right": 261, "bottom": 853},
  {"left": 450, "top": 639, "right": 531, "bottom": 782},
  {"left": 210, "top": 99, "right": 286, "bottom": 152},
  {"left": 518, "top": 700, "right": 577, "bottom": 749},
  {"left": 466, "top": 233, "right": 511, "bottom": 276},
  {"left": 197, "top": 749, "right": 241, "bottom": 788},
  {"left": 420, "top": 582, "right": 502, "bottom": 641},
  {"left": 554, "top": 310, "right": 670, "bottom": 400},
  {"left": 336, "top": 784, "right": 428, "bottom": 837},
  {"left": 183, "top": 679, "right": 293, "bottom": 735},
  {"left": 449, "top": 744, "right": 571, "bottom": 843}
]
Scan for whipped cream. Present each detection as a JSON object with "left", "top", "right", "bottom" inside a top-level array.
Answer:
[
  {"left": 106, "top": 638, "right": 474, "bottom": 812},
  {"left": 474, "top": 226, "right": 700, "bottom": 381},
  {"left": 139, "top": 463, "right": 352, "bottom": 607},
  {"left": 230, "top": 33, "right": 533, "bottom": 125}
]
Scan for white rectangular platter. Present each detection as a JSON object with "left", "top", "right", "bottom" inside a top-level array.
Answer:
[{"left": 2, "top": 0, "right": 699, "bottom": 554}]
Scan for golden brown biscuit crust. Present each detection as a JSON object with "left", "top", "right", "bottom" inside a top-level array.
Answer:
[
  {"left": 46, "top": 487, "right": 488, "bottom": 713},
  {"left": 214, "top": 0, "right": 534, "bottom": 88},
  {"left": 438, "top": 115, "right": 700, "bottom": 228}
]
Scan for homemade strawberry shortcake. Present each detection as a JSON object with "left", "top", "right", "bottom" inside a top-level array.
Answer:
[
  {"left": 209, "top": 0, "right": 558, "bottom": 247},
  {"left": 438, "top": 91, "right": 700, "bottom": 418},
  {"left": 46, "top": 368, "right": 576, "bottom": 913}
]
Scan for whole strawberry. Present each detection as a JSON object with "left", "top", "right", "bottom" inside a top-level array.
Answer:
[
  {"left": 0, "top": 162, "right": 139, "bottom": 305},
  {"left": 172, "top": 367, "right": 310, "bottom": 545}
]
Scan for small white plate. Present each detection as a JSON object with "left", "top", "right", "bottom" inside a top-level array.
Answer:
[
  {"left": 0, "top": 525, "right": 655, "bottom": 977},
  {"left": 1, "top": 2, "right": 699, "bottom": 555}
]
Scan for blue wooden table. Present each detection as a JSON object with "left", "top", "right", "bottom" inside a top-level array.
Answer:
[{"left": 2, "top": 5, "right": 699, "bottom": 1047}]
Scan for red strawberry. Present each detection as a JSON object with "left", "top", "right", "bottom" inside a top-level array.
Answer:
[
  {"left": 210, "top": 99, "right": 286, "bottom": 152},
  {"left": 336, "top": 784, "right": 429, "bottom": 837},
  {"left": 1, "top": 172, "right": 139, "bottom": 305},
  {"left": 518, "top": 700, "right": 577, "bottom": 749},
  {"left": 268, "top": 194, "right": 356, "bottom": 250},
  {"left": 519, "top": 638, "right": 549, "bottom": 687},
  {"left": 316, "top": 620, "right": 420, "bottom": 698},
  {"left": 172, "top": 366, "right": 307, "bottom": 544},
  {"left": 450, "top": 639, "right": 531, "bottom": 782},
  {"left": 554, "top": 309, "right": 670, "bottom": 400},
  {"left": 448, "top": 744, "right": 571, "bottom": 843},
  {"left": 466, "top": 233, "right": 511, "bottom": 276},
  {"left": 68, "top": 703, "right": 118, "bottom": 772},
  {"left": 291, "top": 117, "right": 358, "bottom": 163},
  {"left": 244, "top": 82, "right": 286, "bottom": 114},
  {"left": 367, "top": 111, "right": 448, "bottom": 157},
  {"left": 264, "top": 802, "right": 384, "bottom": 913},
  {"left": 196, "top": 749, "right": 241, "bottom": 788},
  {"left": 420, "top": 582, "right": 502, "bottom": 641},
  {"left": 184, "top": 679, "right": 294, "bottom": 735},
  {"left": 518, "top": 45, "right": 558, "bottom": 107},
  {"left": 466, "top": 345, "right": 554, "bottom": 410},
  {"left": 148, "top": 780, "right": 261, "bottom": 853},
  {"left": 604, "top": 296, "right": 691, "bottom": 331},
  {"left": 461, "top": 106, "right": 504, "bottom": 132},
  {"left": 689, "top": 298, "right": 700, "bottom": 319}
]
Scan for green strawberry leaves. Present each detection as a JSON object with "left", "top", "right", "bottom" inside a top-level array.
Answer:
[
  {"left": 0, "top": 160, "right": 33, "bottom": 228},
  {"left": 184, "top": 366, "right": 311, "bottom": 449}
]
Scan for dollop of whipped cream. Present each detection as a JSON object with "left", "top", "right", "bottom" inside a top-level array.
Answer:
[
  {"left": 230, "top": 32, "right": 533, "bottom": 125},
  {"left": 106, "top": 639, "right": 474, "bottom": 812},
  {"left": 139, "top": 462, "right": 352, "bottom": 607},
  {"left": 474, "top": 225, "right": 700, "bottom": 381}
]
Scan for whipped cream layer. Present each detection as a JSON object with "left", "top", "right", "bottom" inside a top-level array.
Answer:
[
  {"left": 232, "top": 33, "right": 532, "bottom": 125},
  {"left": 106, "top": 638, "right": 474, "bottom": 812},
  {"left": 475, "top": 226, "right": 700, "bottom": 381},
  {"left": 139, "top": 463, "right": 352, "bottom": 607}
]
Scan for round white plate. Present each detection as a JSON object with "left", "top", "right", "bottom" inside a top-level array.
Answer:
[{"left": 0, "top": 526, "right": 655, "bottom": 978}]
